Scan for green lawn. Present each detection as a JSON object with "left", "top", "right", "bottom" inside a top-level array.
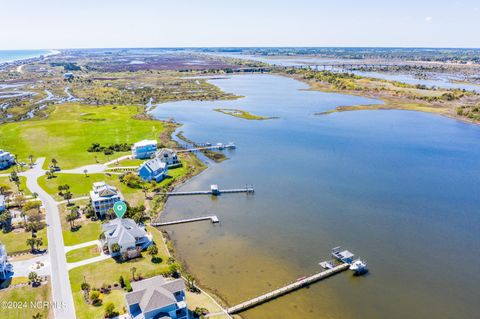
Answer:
[
  {"left": 58, "top": 202, "right": 103, "bottom": 246},
  {"left": 0, "top": 103, "right": 165, "bottom": 169},
  {"left": 66, "top": 245, "right": 100, "bottom": 263},
  {"left": 0, "top": 228, "right": 48, "bottom": 254},
  {"left": 37, "top": 172, "right": 145, "bottom": 206},
  {"left": 0, "top": 176, "right": 31, "bottom": 196},
  {"left": 109, "top": 158, "right": 145, "bottom": 167},
  {"left": 69, "top": 227, "right": 171, "bottom": 319},
  {"left": 0, "top": 282, "right": 51, "bottom": 319}
]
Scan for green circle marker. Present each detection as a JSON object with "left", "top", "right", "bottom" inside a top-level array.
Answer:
[{"left": 113, "top": 201, "right": 127, "bottom": 219}]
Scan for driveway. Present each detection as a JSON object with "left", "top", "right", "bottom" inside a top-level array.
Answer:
[{"left": 20, "top": 158, "right": 76, "bottom": 319}]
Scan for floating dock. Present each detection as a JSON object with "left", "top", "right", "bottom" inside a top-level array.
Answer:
[
  {"left": 226, "top": 263, "right": 349, "bottom": 314},
  {"left": 157, "top": 184, "right": 254, "bottom": 197},
  {"left": 151, "top": 215, "right": 219, "bottom": 226}
]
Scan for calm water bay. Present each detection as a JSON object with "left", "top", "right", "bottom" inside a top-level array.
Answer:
[{"left": 150, "top": 74, "right": 480, "bottom": 319}]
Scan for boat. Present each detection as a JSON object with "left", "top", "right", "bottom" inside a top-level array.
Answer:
[
  {"left": 349, "top": 259, "right": 368, "bottom": 275},
  {"left": 225, "top": 142, "right": 236, "bottom": 149}
]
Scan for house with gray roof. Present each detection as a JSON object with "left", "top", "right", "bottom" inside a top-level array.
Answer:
[
  {"left": 101, "top": 218, "right": 151, "bottom": 258},
  {"left": 138, "top": 157, "right": 168, "bottom": 183},
  {"left": 0, "top": 244, "right": 11, "bottom": 279},
  {"left": 125, "top": 275, "right": 189, "bottom": 319},
  {"left": 155, "top": 148, "right": 181, "bottom": 168},
  {"left": 89, "top": 181, "right": 123, "bottom": 217},
  {"left": 0, "top": 150, "right": 15, "bottom": 170}
]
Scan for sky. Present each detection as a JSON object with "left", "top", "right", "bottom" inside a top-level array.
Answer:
[{"left": 1, "top": 0, "right": 479, "bottom": 49}]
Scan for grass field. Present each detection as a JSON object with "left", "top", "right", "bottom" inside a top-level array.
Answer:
[
  {"left": 66, "top": 245, "right": 100, "bottom": 263},
  {"left": 0, "top": 227, "right": 48, "bottom": 254},
  {"left": 0, "top": 103, "right": 165, "bottom": 169},
  {"left": 0, "top": 282, "right": 51, "bottom": 319},
  {"left": 0, "top": 176, "right": 31, "bottom": 195},
  {"left": 58, "top": 201, "right": 103, "bottom": 246},
  {"left": 69, "top": 226, "right": 170, "bottom": 319}
]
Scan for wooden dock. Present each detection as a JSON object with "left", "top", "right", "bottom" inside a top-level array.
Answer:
[
  {"left": 177, "top": 144, "right": 235, "bottom": 153},
  {"left": 157, "top": 185, "right": 254, "bottom": 197},
  {"left": 151, "top": 215, "right": 219, "bottom": 226},
  {"left": 226, "top": 263, "right": 349, "bottom": 314}
]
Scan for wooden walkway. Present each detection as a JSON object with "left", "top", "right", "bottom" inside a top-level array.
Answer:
[
  {"left": 226, "top": 263, "right": 349, "bottom": 314},
  {"left": 151, "top": 215, "right": 219, "bottom": 226},
  {"left": 157, "top": 186, "right": 254, "bottom": 197},
  {"left": 176, "top": 145, "right": 234, "bottom": 153}
]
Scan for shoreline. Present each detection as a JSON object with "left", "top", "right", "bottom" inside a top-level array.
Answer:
[{"left": 0, "top": 49, "right": 60, "bottom": 67}]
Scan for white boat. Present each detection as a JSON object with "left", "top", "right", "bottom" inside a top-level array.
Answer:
[
  {"left": 349, "top": 259, "right": 368, "bottom": 275},
  {"left": 225, "top": 142, "right": 236, "bottom": 149}
]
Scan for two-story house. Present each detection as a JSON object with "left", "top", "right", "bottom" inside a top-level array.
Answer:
[
  {"left": 138, "top": 157, "right": 168, "bottom": 183},
  {"left": 132, "top": 140, "right": 158, "bottom": 160},
  {"left": 155, "top": 148, "right": 181, "bottom": 168},
  {"left": 89, "top": 182, "right": 123, "bottom": 217},
  {"left": 0, "top": 150, "right": 15, "bottom": 170},
  {"left": 101, "top": 218, "right": 151, "bottom": 258}
]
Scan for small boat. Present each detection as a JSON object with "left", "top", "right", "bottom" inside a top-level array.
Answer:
[
  {"left": 216, "top": 143, "right": 225, "bottom": 150},
  {"left": 349, "top": 259, "right": 368, "bottom": 275}
]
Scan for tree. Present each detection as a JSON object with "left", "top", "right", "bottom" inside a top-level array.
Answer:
[
  {"left": 104, "top": 302, "right": 118, "bottom": 318},
  {"left": 147, "top": 244, "right": 158, "bottom": 262},
  {"left": 35, "top": 237, "right": 43, "bottom": 250},
  {"left": 89, "top": 290, "right": 101, "bottom": 305},
  {"left": 106, "top": 208, "right": 115, "bottom": 220},
  {"left": 66, "top": 206, "right": 79, "bottom": 229},
  {"left": 142, "top": 185, "right": 149, "bottom": 198},
  {"left": 28, "top": 155, "right": 34, "bottom": 165},
  {"left": 118, "top": 275, "right": 125, "bottom": 288},
  {"left": 130, "top": 266, "right": 137, "bottom": 281},
  {"left": 83, "top": 169, "right": 88, "bottom": 177},
  {"left": 28, "top": 271, "right": 39, "bottom": 286},
  {"left": 185, "top": 274, "right": 197, "bottom": 292},
  {"left": 10, "top": 172, "right": 20, "bottom": 191},
  {"left": 110, "top": 243, "right": 121, "bottom": 254},
  {"left": 81, "top": 281, "right": 90, "bottom": 292},
  {"left": 63, "top": 191, "right": 72, "bottom": 205},
  {"left": 26, "top": 237, "right": 36, "bottom": 253},
  {"left": 51, "top": 158, "right": 58, "bottom": 168}
]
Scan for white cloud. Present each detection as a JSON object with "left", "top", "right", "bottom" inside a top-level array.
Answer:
[{"left": 425, "top": 17, "right": 433, "bottom": 23}]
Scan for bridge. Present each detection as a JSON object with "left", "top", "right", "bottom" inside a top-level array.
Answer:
[{"left": 226, "top": 263, "right": 349, "bottom": 314}]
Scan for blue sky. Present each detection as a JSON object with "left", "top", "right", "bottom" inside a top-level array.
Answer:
[{"left": 1, "top": 0, "right": 479, "bottom": 49}]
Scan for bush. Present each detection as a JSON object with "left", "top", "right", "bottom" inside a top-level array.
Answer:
[
  {"left": 119, "top": 275, "right": 125, "bottom": 288},
  {"left": 104, "top": 302, "right": 118, "bottom": 318},
  {"left": 124, "top": 278, "right": 132, "bottom": 292}
]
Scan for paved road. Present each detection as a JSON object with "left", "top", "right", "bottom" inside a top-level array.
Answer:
[{"left": 20, "top": 158, "right": 76, "bottom": 319}]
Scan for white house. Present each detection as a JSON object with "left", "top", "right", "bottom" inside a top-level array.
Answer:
[
  {"left": 155, "top": 148, "right": 181, "bottom": 167},
  {"left": 89, "top": 182, "right": 123, "bottom": 217},
  {"left": 125, "top": 276, "right": 189, "bottom": 319},
  {"left": 0, "top": 195, "right": 5, "bottom": 213},
  {"left": 0, "top": 150, "right": 15, "bottom": 170},
  {"left": 132, "top": 140, "right": 158, "bottom": 160},
  {"left": 101, "top": 218, "right": 150, "bottom": 258},
  {"left": 138, "top": 157, "right": 168, "bottom": 183}
]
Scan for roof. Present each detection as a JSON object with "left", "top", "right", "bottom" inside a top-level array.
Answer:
[
  {"left": 133, "top": 140, "right": 157, "bottom": 148},
  {"left": 0, "top": 195, "right": 5, "bottom": 205},
  {"left": 126, "top": 276, "right": 185, "bottom": 313},
  {"left": 139, "top": 157, "right": 167, "bottom": 174},
  {"left": 0, "top": 150, "right": 14, "bottom": 158},
  {"left": 102, "top": 218, "right": 147, "bottom": 245},
  {"left": 90, "top": 182, "right": 119, "bottom": 200},
  {"left": 155, "top": 148, "right": 177, "bottom": 158}
]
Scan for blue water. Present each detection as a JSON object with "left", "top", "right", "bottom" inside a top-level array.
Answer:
[
  {"left": 151, "top": 74, "right": 480, "bottom": 319},
  {"left": 0, "top": 50, "right": 55, "bottom": 63}
]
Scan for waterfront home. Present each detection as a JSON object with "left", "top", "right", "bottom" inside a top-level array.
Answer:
[
  {"left": 0, "top": 195, "right": 5, "bottom": 212},
  {"left": 132, "top": 140, "right": 158, "bottom": 159},
  {"left": 101, "top": 218, "right": 150, "bottom": 258},
  {"left": 155, "top": 148, "right": 181, "bottom": 167},
  {"left": 0, "top": 244, "right": 9, "bottom": 279},
  {"left": 0, "top": 150, "right": 15, "bottom": 170},
  {"left": 63, "top": 72, "right": 74, "bottom": 80},
  {"left": 125, "top": 275, "right": 189, "bottom": 319},
  {"left": 89, "top": 182, "right": 123, "bottom": 217},
  {"left": 138, "top": 157, "right": 168, "bottom": 182}
]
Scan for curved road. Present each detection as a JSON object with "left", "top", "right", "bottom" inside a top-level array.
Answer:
[{"left": 20, "top": 158, "right": 76, "bottom": 319}]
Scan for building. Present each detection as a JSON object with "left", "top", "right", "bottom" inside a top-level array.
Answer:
[
  {"left": 0, "top": 150, "right": 15, "bottom": 170},
  {"left": 89, "top": 182, "right": 123, "bottom": 217},
  {"left": 138, "top": 157, "right": 168, "bottom": 182},
  {"left": 155, "top": 148, "right": 181, "bottom": 167},
  {"left": 125, "top": 275, "right": 189, "bottom": 319},
  {"left": 63, "top": 72, "right": 74, "bottom": 80},
  {"left": 101, "top": 218, "right": 150, "bottom": 258},
  {"left": 0, "top": 195, "right": 5, "bottom": 212},
  {"left": 132, "top": 140, "right": 158, "bottom": 160},
  {"left": 0, "top": 244, "right": 10, "bottom": 279}
]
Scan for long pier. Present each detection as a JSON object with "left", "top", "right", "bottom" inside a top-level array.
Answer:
[
  {"left": 151, "top": 215, "right": 219, "bottom": 226},
  {"left": 157, "top": 185, "right": 254, "bottom": 197},
  {"left": 226, "top": 263, "right": 349, "bottom": 314},
  {"left": 176, "top": 145, "right": 235, "bottom": 153}
]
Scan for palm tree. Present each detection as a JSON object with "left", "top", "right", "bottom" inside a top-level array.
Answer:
[
  {"left": 51, "top": 158, "right": 58, "bottom": 168},
  {"left": 35, "top": 237, "right": 43, "bottom": 250},
  {"left": 26, "top": 237, "right": 36, "bottom": 253},
  {"left": 83, "top": 169, "right": 88, "bottom": 177},
  {"left": 130, "top": 267, "right": 137, "bottom": 281},
  {"left": 142, "top": 185, "right": 149, "bottom": 199},
  {"left": 63, "top": 191, "right": 72, "bottom": 205},
  {"left": 28, "top": 271, "right": 39, "bottom": 286},
  {"left": 28, "top": 155, "right": 34, "bottom": 166}
]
